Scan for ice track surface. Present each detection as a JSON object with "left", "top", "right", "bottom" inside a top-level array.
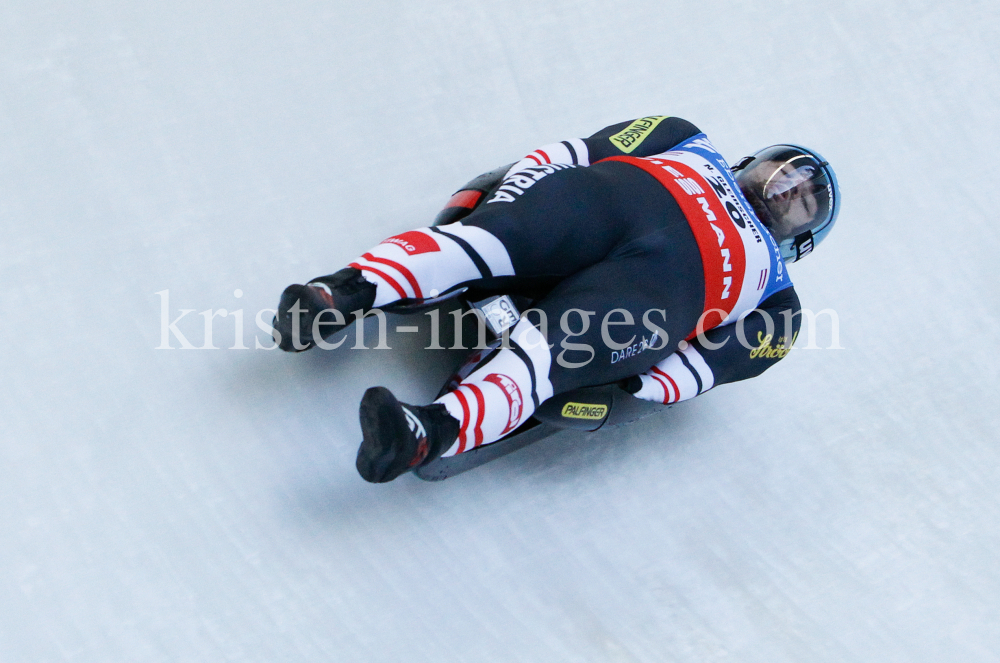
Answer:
[{"left": 3, "top": 2, "right": 1000, "bottom": 661}]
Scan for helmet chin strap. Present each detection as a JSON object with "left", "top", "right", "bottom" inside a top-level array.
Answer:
[
  {"left": 741, "top": 183, "right": 812, "bottom": 264},
  {"left": 792, "top": 231, "right": 815, "bottom": 261}
]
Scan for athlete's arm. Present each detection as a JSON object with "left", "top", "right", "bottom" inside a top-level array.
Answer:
[
  {"left": 504, "top": 116, "right": 702, "bottom": 173},
  {"left": 585, "top": 116, "right": 702, "bottom": 160},
  {"left": 623, "top": 287, "right": 802, "bottom": 405},
  {"left": 436, "top": 117, "right": 702, "bottom": 225}
]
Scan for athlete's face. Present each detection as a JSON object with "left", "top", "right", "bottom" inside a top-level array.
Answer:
[
  {"left": 764, "top": 163, "right": 819, "bottom": 242},
  {"left": 743, "top": 160, "right": 820, "bottom": 242}
]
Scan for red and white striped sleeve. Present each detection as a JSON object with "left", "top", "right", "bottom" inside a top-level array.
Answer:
[
  {"left": 632, "top": 343, "right": 716, "bottom": 405},
  {"left": 629, "top": 286, "right": 801, "bottom": 405},
  {"left": 505, "top": 138, "right": 591, "bottom": 176}
]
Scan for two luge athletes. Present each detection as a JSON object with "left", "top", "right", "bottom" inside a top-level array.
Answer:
[{"left": 272, "top": 116, "right": 842, "bottom": 483}]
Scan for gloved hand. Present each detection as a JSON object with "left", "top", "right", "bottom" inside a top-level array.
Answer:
[{"left": 618, "top": 375, "right": 644, "bottom": 394}]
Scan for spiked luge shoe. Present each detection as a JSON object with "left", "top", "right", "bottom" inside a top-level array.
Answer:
[
  {"left": 272, "top": 268, "right": 376, "bottom": 352},
  {"left": 356, "top": 387, "right": 460, "bottom": 483}
]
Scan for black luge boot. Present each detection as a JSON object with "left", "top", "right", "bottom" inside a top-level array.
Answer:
[
  {"left": 272, "top": 268, "right": 376, "bottom": 352},
  {"left": 356, "top": 387, "right": 460, "bottom": 483}
]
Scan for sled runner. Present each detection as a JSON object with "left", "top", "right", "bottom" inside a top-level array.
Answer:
[
  {"left": 386, "top": 289, "right": 668, "bottom": 481},
  {"left": 414, "top": 380, "right": 667, "bottom": 481}
]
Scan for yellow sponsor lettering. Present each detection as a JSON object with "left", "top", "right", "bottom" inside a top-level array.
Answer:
[
  {"left": 609, "top": 116, "right": 669, "bottom": 153},
  {"left": 561, "top": 402, "right": 609, "bottom": 420},
  {"left": 749, "top": 331, "right": 798, "bottom": 359}
]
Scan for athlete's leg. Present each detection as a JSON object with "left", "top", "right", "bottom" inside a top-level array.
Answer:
[
  {"left": 434, "top": 317, "right": 553, "bottom": 456},
  {"left": 346, "top": 224, "right": 515, "bottom": 308},
  {"left": 272, "top": 226, "right": 517, "bottom": 351},
  {"left": 352, "top": 163, "right": 705, "bottom": 478},
  {"left": 276, "top": 161, "right": 666, "bottom": 350},
  {"left": 349, "top": 161, "right": 661, "bottom": 306},
  {"left": 434, "top": 219, "right": 705, "bottom": 456}
]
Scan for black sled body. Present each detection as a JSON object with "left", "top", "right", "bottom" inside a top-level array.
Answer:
[{"left": 414, "top": 383, "right": 668, "bottom": 481}]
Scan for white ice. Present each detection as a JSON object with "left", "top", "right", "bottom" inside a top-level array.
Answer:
[{"left": 2, "top": 1, "right": 999, "bottom": 661}]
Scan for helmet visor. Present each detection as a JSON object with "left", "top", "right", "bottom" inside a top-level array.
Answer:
[{"left": 735, "top": 146, "right": 836, "bottom": 243}]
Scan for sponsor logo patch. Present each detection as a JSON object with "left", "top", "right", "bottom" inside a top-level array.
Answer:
[
  {"left": 749, "top": 331, "right": 797, "bottom": 359},
  {"left": 401, "top": 406, "right": 427, "bottom": 438},
  {"left": 609, "top": 116, "right": 668, "bottom": 154},
  {"left": 483, "top": 373, "right": 524, "bottom": 434},
  {"left": 380, "top": 231, "right": 440, "bottom": 255},
  {"left": 561, "top": 402, "right": 608, "bottom": 421},
  {"left": 618, "top": 153, "right": 747, "bottom": 332},
  {"left": 610, "top": 332, "right": 660, "bottom": 364}
]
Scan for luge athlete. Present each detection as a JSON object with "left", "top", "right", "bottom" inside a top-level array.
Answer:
[{"left": 272, "top": 116, "right": 841, "bottom": 483}]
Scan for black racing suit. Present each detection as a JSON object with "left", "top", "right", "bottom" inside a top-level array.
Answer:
[{"left": 345, "top": 117, "right": 801, "bottom": 454}]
